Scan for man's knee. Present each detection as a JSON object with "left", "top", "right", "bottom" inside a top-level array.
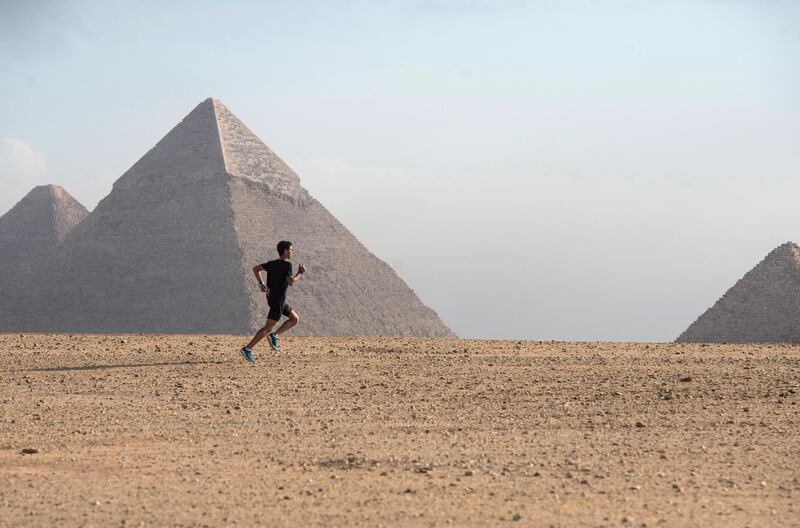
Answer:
[{"left": 290, "top": 311, "right": 300, "bottom": 324}]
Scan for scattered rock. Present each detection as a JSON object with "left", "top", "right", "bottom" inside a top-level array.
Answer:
[
  {"left": 635, "top": 421, "right": 646, "bottom": 428},
  {"left": 20, "top": 448, "right": 38, "bottom": 455},
  {"left": 679, "top": 376, "right": 692, "bottom": 382}
]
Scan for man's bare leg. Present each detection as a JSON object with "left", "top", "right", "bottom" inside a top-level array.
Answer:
[
  {"left": 274, "top": 311, "right": 300, "bottom": 336},
  {"left": 246, "top": 318, "right": 279, "bottom": 349}
]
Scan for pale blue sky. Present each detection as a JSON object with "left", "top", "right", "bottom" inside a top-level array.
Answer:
[{"left": 2, "top": 0, "right": 799, "bottom": 340}]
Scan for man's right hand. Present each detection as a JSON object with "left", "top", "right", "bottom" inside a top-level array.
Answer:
[
  {"left": 298, "top": 264, "right": 306, "bottom": 274},
  {"left": 259, "top": 284, "right": 267, "bottom": 293}
]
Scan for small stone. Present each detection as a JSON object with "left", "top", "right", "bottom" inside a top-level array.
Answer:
[
  {"left": 20, "top": 448, "right": 38, "bottom": 454},
  {"left": 511, "top": 513, "right": 522, "bottom": 521},
  {"left": 679, "top": 376, "right": 692, "bottom": 382},
  {"left": 672, "top": 483, "right": 684, "bottom": 493},
  {"left": 464, "top": 470, "right": 473, "bottom": 476},
  {"left": 635, "top": 421, "right": 646, "bottom": 428}
]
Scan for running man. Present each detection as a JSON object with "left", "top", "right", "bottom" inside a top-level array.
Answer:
[{"left": 240, "top": 240, "right": 306, "bottom": 363}]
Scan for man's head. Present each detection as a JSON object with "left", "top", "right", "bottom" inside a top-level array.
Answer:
[{"left": 277, "top": 240, "right": 293, "bottom": 259}]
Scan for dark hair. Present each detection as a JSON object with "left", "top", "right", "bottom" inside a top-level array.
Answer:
[{"left": 277, "top": 240, "right": 292, "bottom": 256}]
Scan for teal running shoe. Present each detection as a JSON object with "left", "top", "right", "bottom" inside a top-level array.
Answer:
[
  {"left": 268, "top": 333, "right": 279, "bottom": 352},
  {"left": 240, "top": 346, "right": 254, "bottom": 364}
]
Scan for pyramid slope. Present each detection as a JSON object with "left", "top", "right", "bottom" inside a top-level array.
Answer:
[
  {"left": 215, "top": 99, "right": 452, "bottom": 336},
  {"left": 677, "top": 242, "right": 800, "bottom": 343},
  {"left": 213, "top": 100, "right": 305, "bottom": 201},
  {"left": 2, "top": 99, "right": 453, "bottom": 336},
  {"left": 229, "top": 179, "right": 454, "bottom": 336}
]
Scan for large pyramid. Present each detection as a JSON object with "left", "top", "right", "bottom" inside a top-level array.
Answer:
[
  {"left": 2, "top": 99, "right": 453, "bottom": 337},
  {"left": 676, "top": 242, "right": 800, "bottom": 343}
]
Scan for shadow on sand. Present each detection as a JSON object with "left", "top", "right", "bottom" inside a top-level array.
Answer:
[{"left": 15, "top": 359, "right": 234, "bottom": 373}]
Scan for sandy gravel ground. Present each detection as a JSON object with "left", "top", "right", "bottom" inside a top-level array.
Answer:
[{"left": 1, "top": 335, "right": 799, "bottom": 527}]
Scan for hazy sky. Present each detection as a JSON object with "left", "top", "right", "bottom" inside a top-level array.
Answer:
[{"left": 1, "top": 0, "right": 799, "bottom": 341}]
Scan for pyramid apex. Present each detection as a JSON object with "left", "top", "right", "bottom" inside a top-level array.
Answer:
[
  {"left": 31, "top": 183, "right": 61, "bottom": 192},
  {"left": 31, "top": 183, "right": 67, "bottom": 197},
  {"left": 765, "top": 241, "right": 800, "bottom": 264},
  {"left": 765, "top": 240, "right": 800, "bottom": 260},
  {"left": 20, "top": 184, "right": 68, "bottom": 203},
  {"left": 200, "top": 97, "right": 225, "bottom": 108},
  {"left": 114, "top": 98, "right": 306, "bottom": 199}
]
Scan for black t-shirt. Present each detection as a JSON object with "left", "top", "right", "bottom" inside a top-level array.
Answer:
[{"left": 262, "top": 259, "right": 292, "bottom": 303}]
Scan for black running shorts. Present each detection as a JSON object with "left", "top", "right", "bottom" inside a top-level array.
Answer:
[{"left": 267, "top": 300, "right": 293, "bottom": 321}]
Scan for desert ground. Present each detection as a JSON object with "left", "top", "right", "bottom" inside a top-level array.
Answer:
[{"left": 1, "top": 335, "right": 798, "bottom": 527}]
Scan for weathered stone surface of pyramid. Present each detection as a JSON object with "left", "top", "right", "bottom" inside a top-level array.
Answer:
[
  {"left": 676, "top": 242, "right": 800, "bottom": 343},
  {"left": 3, "top": 99, "right": 453, "bottom": 336}
]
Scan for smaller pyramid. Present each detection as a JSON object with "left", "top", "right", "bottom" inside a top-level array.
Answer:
[
  {"left": 0, "top": 185, "right": 88, "bottom": 323},
  {"left": 0, "top": 184, "right": 88, "bottom": 253},
  {"left": 677, "top": 242, "right": 800, "bottom": 343}
]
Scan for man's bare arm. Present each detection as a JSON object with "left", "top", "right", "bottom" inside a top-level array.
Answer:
[
  {"left": 252, "top": 264, "right": 267, "bottom": 292},
  {"left": 288, "top": 264, "right": 306, "bottom": 285}
]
